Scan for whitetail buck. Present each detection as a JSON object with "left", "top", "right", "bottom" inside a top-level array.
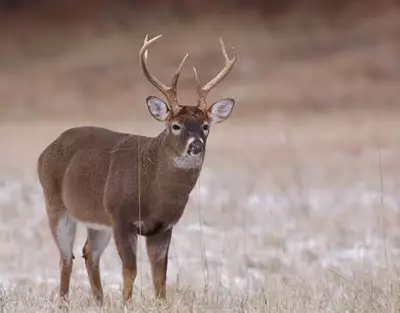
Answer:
[{"left": 37, "top": 34, "right": 237, "bottom": 304}]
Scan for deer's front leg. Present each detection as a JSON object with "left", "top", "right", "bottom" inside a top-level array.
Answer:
[
  {"left": 146, "top": 227, "right": 172, "bottom": 299},
  {"left": 112, "top": 220, "right": 138, "bottom": 303}
]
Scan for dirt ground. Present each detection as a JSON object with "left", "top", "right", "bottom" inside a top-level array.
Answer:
[{"left": 1, "top": 13, "right": 400, "bottom": 312}]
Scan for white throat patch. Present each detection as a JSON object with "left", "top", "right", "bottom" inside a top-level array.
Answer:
[{"left": 173, "top": 155, "right": 203, "bottom": 169}]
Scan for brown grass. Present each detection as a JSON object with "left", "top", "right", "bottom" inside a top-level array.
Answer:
[{"left": 1, "top": 274, "right": 399, "bottom": 312}]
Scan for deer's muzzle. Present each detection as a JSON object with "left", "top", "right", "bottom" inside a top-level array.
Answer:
[{"left": 188, "top": 139, "right": 204, "bottom": 156}]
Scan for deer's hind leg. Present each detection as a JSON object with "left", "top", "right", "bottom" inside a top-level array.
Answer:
[
  {"left": 82, "top": 228, "right": 112, "bottom": 304},
  {"left": 47, "top": 201, "right": 77, "bottom": 302}
]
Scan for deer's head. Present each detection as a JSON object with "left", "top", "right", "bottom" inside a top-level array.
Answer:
[{"left": 139, "top": 35, "right": 237, "bottom": 160}]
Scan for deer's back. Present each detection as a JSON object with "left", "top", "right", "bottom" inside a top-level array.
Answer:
[
  {"left": 38, "top": 126, "right": 128, "bottom": 182},
  {"left": 37, "top": 126, "right": 131, "bottom": 219}
]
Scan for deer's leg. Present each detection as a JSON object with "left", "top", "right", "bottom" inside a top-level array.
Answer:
[
  {"left": 82, "top": 228, "right": 112, "bottom": 304},
  {"left": 49, "top": 210, "right": 77, "bottom": 302},
  {"left": 146, "top": 228, "right": 172, "bottom": 299},
  {"left": 112, "top": 221, "right": 138, "bottom": 303}
]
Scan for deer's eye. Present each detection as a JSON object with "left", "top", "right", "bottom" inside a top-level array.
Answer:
[
  {"left": 172, "top": 124, "right": 181, "bottom": 131},
  {"left": 203, "top": 124, "right": 209, "bottom": 131}
]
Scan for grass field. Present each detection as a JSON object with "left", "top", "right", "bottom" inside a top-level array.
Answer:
[{"left": 1, "top": 12, "right": 400, "bottom": 312}]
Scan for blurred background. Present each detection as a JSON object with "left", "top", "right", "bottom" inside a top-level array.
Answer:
[
  {"left": 1, "top": 1, "right": 400, "bottom": 311},
  {"left": 1, "top": 0, "right": 399, "bottom": 121}
]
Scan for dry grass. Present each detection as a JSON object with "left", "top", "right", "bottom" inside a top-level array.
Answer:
[
  {"left": 1, "top": 274, "right": 399, "bottom": 312},
  {"left": 1, "top": 12, "right": 400, "bottom": 313}
]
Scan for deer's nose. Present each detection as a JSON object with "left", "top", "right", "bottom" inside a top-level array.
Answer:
[{"left": 188, "top": 139, "right": 204, "bottom": 156}]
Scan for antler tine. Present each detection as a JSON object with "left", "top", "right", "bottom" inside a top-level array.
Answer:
[
  {"left": 139, "top": 34, "right": 169, "bottom": 93},
  {"left": 193, "top": 66, "right": 207, "bottom": 108},
  {"left": 171, "top": 53, "right": 189, "bottom": 91},
  {"left": 192, "top": 66, "right": 202, "bottom": 94},
  {"left": 220, "top": 38, "right": 230, "bottom": 62},
  {"left": 202, "top": 38, "right": 237, "bottom": 93},
  {"left": 139, "top": 34, "right": 189, "bottom": 112},
  {"left": 195, "top": 38, "right": 238, "bottom": 109}
]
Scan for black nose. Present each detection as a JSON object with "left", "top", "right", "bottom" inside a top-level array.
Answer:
[{"left": 188, "top": 139, "right": 204, "bottom": 155}]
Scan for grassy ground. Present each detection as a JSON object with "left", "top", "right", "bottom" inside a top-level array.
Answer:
[
  {"left": 1, "top": 274, "right": 398, "bottom": 312},
  {"left": 1, "top": 12, "right": 400, "bottom": 312}
]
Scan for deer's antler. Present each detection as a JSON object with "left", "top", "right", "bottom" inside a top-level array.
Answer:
[
  {"left": 140, "top": 34, "right": 188, "bottom": 113},
  {"left": 193, "top": 38, "right": 237, "bottom": 109}
]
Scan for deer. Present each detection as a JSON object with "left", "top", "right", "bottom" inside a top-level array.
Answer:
[{"left": 37, "top": 34, "right": 237, "bottom": 305}]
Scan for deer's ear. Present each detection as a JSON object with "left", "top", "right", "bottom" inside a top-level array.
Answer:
[
  {"left": 208, "top": 98, "right": 235, "bottom": 124},
  {"left": 146, "top": 96, "right": 170, "bottom": 122}
]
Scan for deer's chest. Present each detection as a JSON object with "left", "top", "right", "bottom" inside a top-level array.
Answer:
[
  {"left": 133, "top": 192, "right": 188, "bottom": 236},
  {"left": 131, "top": 201, "right": 187, "bottom": 236},
  {"left": 155, "top": 194, "right": 188, "bottom": 225}
]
